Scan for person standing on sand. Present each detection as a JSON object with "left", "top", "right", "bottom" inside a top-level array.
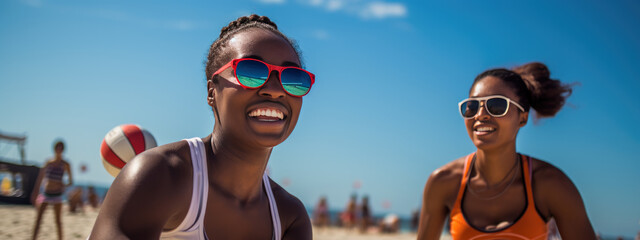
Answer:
[
  {"left": 67, "top": 186, "right": 84, "bottom": 213},
  {"left": 359, "top": 195, "right": 372, "bottom": 233},
  {"left": 87, "top": 186, "right": 99, "bottom": 209},
  {"left": 410, "top": 209, "right": 420, "bottom": 231},
  {"left": 341, "top": 194, "right": 357, "bottom": 229},
  {"left": 31, "top": 140, "right": 73, "bottom": 240},
  {"left": 313, "top": 196, "right": 330, "bottom": 227}
]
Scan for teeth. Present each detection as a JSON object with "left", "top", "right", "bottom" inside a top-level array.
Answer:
[
  {"left": 249, "top": 108, "right": 284, "bottom": 120},
  {"left": 476, "top": 127, "right": 495, "bottom": 132}
]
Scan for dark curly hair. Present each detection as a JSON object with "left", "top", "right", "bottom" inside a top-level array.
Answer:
[
  {"left": 53, "top": 139, "right": 65, "bottom": 151},
  {"left": 205, "top": 14, "right": 302, "bottom": 84},
  {"left": 471, "top": 62, "right": 573, "bottom": 119}
]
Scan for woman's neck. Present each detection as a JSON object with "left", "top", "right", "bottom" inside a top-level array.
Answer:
[
  {"left": 207, "top": 133, "right": 272, "bottom": 203},
  {"left": 474, "top": 143, "right": 519, "bottom": 186}
]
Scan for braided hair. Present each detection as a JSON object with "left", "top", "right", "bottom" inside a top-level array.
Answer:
[
  {"left": 205, "top": 14, "right": 302, "bottom": 83},
  {"left": 471, "top": 62, "right": 573, "bottom": 119}
]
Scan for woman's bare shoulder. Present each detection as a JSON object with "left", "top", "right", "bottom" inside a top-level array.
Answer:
[
  {"left": 529, "top": 157, "right": 582, "bottom": 219},
  {"left": 268, "top": 179, "right": 307, "bottom": 218},
  {"left": 109, "top": 139, "right": 193, "bottom": 197},
  {"left": 429, "top": 156, "right": 467, "bottom": 186},
  {"left": 421, "top": 156, "right": 468, "bottom": 208},
  {"left": 43, "top": 158, "right": 56, "bottom": 166},
  {"left": 138, "top": 140, "right": 191, "bottom": 166},
  {"left": 91, "top": 140, "right": 195, "bottom": 238},
  {"left": 268, "top": 178, "right": 311, "bottom": 238},
  {"left": 529, "top": 157, "right": 572, "bottom": 187},
  {"left": 62, "top": 160, "right": 71, "bottom": 168}
]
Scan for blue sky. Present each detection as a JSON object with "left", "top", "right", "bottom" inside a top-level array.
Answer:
[{"left": 1, "top": 0, "right": 639, "bottom": 237}]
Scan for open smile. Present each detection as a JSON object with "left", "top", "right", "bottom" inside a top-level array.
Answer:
[
  {"left": 248, "top": 108, "right": 286, "bottom": 122},
  {"left": 473, "top": 125, "right": 496, "bottom": 136}
]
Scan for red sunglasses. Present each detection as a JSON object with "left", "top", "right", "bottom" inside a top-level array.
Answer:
[{"left": 211, "top": 58, "right": 315, "bottom": 97}]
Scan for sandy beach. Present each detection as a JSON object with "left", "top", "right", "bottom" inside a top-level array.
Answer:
[
  {"left": 313, "top": 227, "right": 420, "bottom": 240},
  {"left": 0, "top": 204, "right": 98, "bottom": 239},
  {"left": 0, "top": 204, "right": 433, "bottom": 240}
]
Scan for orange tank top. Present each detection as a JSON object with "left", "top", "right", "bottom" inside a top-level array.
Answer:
[{"left": 449, "top": 153, "right": 548, "bottom": 240}]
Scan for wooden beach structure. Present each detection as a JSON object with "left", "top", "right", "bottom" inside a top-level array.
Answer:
[{"left": 0, "top": 131, "right": 40, "bottom": 204}]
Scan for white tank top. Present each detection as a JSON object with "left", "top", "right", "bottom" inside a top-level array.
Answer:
[{"left": 160, "top": 137, "right": 282, "bottom": 240}]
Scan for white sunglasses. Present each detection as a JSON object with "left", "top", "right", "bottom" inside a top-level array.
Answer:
[{"left": 458, "top": 95, "right": 525, "bottom": 119}]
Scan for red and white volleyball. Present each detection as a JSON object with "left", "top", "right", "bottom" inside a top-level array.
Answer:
[{"left": 100, "top": 124, "right": 157, "bottom": 177}]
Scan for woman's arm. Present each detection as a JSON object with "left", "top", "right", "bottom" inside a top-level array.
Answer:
[
  {"left": 30, "top": 162, "right": 47, "bottom": 205},
  {"left": 270, "top": 179, "right": 312, "bottom": 240},
  {"left": 536, "top": 164, "right": 596, "bottom": 240},
  {"left": 417, "top": 169, "right": 452, "bottom": 240},
  {"left": 64, "top": 161, "right": 73, "bottom": 187},
  {"left": 282, "top": 205, "right": 312, "bottom": 240},
  {"left": 89, "top": 146, "right": 192, "bottom": 239}
]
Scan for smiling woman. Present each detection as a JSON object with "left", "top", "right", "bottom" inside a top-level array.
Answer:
[
  {"left": 89, "top": 14, "right": 314, "bottom": 240},
  {"left": 417, "top": 63, "right": 596, "bottom": 240}
]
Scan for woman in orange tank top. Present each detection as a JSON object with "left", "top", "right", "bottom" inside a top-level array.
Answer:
[{"left": 417, "top": 63, "right": 596, "bottom": 240}]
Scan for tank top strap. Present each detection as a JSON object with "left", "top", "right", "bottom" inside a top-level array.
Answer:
[
  {"left": 462, "top": 153, "right": 475, "bottom": 183},
  {"left": 520, "top": 154, "right": 537, "bottom": 207},
  {"left": 165, "top": 137, "right": 209, "bottom": 235},
  {"left": 453, "top": 153, "right": 475, "bottom": 209},
  {"left": 187, "top": 138, "right": 209, "bottom": 233},
  {"left": 262, "top": 172, "right": 282, "bottom": 240}
]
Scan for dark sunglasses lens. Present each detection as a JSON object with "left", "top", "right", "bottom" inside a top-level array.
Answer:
[
  {"left": 236, "top": 60, "right": 269, "bottom": 88},
  {"left": 486, "top": 98, "right": 508, "bottom": 116},
  {"left": 461, "top": 100, "right": 479, "bottom": 118},
  {"left": 280, "top": 68, "right": 312, "bottom": 96}
]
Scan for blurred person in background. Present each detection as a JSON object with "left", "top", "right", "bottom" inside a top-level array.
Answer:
[{"left": 31, "top": 140, "right": 73, "bottom": 240}]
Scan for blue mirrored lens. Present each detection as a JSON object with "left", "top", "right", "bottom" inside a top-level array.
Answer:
[
  {"left": 281, "top": 68, "right": 311, "bottom": 96},
  {"left": 236, "top": 60, "right": 268, "bottom": 88}
]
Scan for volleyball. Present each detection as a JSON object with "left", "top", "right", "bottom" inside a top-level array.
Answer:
[{"left": 100, "top": 124, "right": 157, "bottom": 177}]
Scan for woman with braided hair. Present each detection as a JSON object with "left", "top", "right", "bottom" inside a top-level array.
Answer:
[
  {"left": 417, "top": 63, "right": 596, "bottom": 240},
  {"left": 91, "top": 14, "right": 314, "bottom": 239}
]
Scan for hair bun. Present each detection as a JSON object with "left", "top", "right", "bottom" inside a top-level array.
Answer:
[
  {"left": 514, "top": 62, "right": 550, "bottom": 87},
  {"left": 513, "top": 62, "right": 573, "bottom": 118}
]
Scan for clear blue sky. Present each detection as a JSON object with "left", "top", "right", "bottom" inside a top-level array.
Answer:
[{"left": 1, "top": 0, "right": 639, "bottom": 237}]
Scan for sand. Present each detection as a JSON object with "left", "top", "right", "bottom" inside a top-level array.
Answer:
[
  {"left": 313, "top": 227, "right": 419, "bottom": 240},
  {"left": 0, "top": 204, "right": 443, "bottom": 239},
  {"left": 0, "top": 204, "right": 98, "bottom": 239}
]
